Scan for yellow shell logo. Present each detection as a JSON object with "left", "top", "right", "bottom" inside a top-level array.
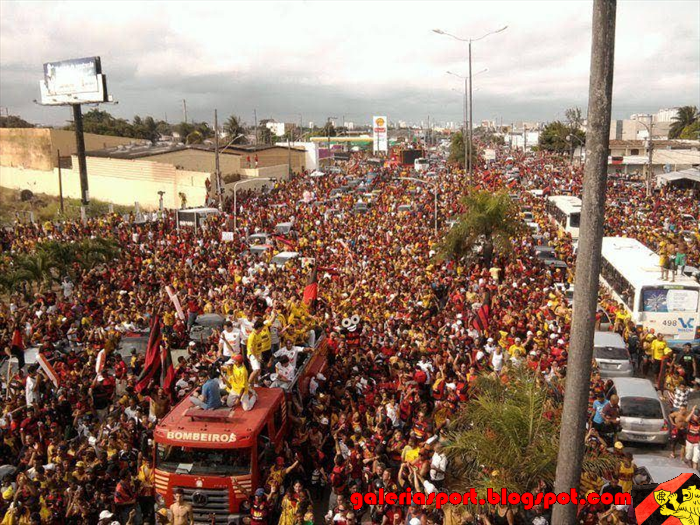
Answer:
[{"left": 375, "top": 118, "right": 385, "bottom": 126}]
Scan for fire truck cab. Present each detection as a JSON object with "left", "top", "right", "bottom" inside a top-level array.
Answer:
[
  {"left": 154, "top": 337, "right": 328, "bottom": 524},
  {"left": 154, "top": 389, "right": 286, "bottom": 524}
]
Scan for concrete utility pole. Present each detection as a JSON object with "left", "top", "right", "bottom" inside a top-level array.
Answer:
[
  {"left": 552, "top": 1, "right": 616, "bottom": 523},
  {"left": 636, "top": 120, "right": 655, "bottom": 196},
  {"left": 72, "top": 104, "right": 89, "bottom": 206},
  {"left": 214, "top": 109, "right": 222, "bottom": 208},
  {"left": 182, "top": 99, "right": 188, "bottom": 124},
  {"left": 254, "top": 109, "right": 258, "bottom": 147}
]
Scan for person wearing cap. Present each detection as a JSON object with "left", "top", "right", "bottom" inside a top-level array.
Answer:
[
  {"left": 98, "top": 509, "right": 115, "bottom": 524},
  {"left": 507, "top": 337, "right": 525, "bottom": 359},
  {"left": 248, "top": 488, "right": 271, "bottom": 525}
]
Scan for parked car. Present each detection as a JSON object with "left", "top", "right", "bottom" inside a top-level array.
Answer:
[
  {"left": 610, "top": 378, "right": 669, "bottom": 445},
  {"left": 593, "top": 331, "right": 633, "bottom": 377},
  {"left": 632, "top": 454, "right": 697, "bottom": 484}
]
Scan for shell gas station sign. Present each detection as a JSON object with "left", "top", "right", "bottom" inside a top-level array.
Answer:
[{"left": 373, "top": 115, "right": 388, "bottom": 153}]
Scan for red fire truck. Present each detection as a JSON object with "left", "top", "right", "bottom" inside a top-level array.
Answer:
[{"left": 154, "top": 337, "right": 327, "bottom": 524}]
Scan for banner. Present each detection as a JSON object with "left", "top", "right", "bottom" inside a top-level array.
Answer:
[
  {"left": 373, "top": 116, "right": 388, "bottom": 153},
  {"left": 165, "top": 285, "right": 186, "bottom": 321}
]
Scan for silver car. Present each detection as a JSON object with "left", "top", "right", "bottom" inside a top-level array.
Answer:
[
  {"left": 611, "top": 377, "right": 669, "bottom": 445},
  {"left": 593, "top": 331, "right": 633, "bottom": 377}
]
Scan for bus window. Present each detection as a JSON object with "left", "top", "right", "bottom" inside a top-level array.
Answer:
[{"left": 569, "top": 212, "right": 580, "bottom": 228}]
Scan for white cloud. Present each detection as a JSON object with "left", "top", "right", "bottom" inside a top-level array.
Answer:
[{"left": 1, "top": 0, "right": 698, "bottom": 125}]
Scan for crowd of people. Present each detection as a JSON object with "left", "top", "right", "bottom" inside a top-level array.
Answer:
[{"left": 0, "top": 144, "right": 698, "bottom": 525}]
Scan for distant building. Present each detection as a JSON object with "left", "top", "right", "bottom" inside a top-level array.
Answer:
[
  {"left": 608, "top": 139, "right": 700, "bottom": 175},
  {"left": 345, "top": 122, "right": 355, "bottom": 130},
  {"left": 653, "top": 108, "right": 679, "bottom": 123},
  {"left": 609, "top": 119, "right": 672, "bottom": 140}
]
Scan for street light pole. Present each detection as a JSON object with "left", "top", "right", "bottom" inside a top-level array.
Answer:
[
  {"left": 447, "top": 68, "right": 487, "bottom": 177},
  {"left": 434, "top": 25, "right": 507, "bottom": 183},
  {"left": 233, "top": 177, "right": 275, "bottom": 231},
  {"left": 636, "top": 120, "right": 654, "bottom": 197}
]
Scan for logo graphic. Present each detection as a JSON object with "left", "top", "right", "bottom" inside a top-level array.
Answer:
[
  {"left": 375, "top": 117, "right": 385, "bottom": 127},
  {"left": 678, "top": 317, "right": 695, "bottom": 330},
  {"left": 634, "top": 473, "right": 700, "bottom": 524}
]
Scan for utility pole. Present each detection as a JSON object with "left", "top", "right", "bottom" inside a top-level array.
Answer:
[
  {"left": 644, "top": 121, "right": 654, "bottom": 197},
  {"left": 56, "top": 150, "right": 64, "bottom": 214},
  {"left": 182, "top": 100, "right": 188, "bottom": 124},
  {"left": 552, "top": 2, "right": 616, "bottom": 524},
  {"left": 254, "top": 109, "right": 258, "bottom": 147},
  {"left": 468, "top": 40, "right": 473, "bottom": 181},
  {"left": 72, "top": 104, "right": 89, "bottom": 207},
  {"left": 214, "top": 109, "right": 222, "bottom": 208},
  {"left": 523, "top": 124, "right": 527, "bottom": 152}
]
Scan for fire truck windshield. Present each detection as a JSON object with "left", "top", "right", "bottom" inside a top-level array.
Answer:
[{"left": 156, "top": 444, "right": 251, "bottom": 476}]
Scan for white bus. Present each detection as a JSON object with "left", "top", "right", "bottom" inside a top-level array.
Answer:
[
  {"left": 600, "top": 237, "right": 700, "bottom": 342},
  {"left": 414, "top": 158, "right": 429, "bottom": 173},
  {"left": 546, "top": 195, "right": 582, "bottom": 239}
]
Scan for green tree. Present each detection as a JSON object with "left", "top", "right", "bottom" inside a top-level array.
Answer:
[
  {"left": 670, "top": 106, "right": 698, "bottom": 139},
  {"left": 75, "top": 238, "right": 119, "bottom": 270},
  {"left": 538, "top": 121, "right": 583, "bottom": 153},
  {"left": 565, "top": 106, "right": 584, "bottom": 130},
  {"left": 13, "top": 251, "right": 59, "bottom": 291},
  {"left": 223, "top": 115, "right": 246, "bottom": 141},
  {"left": 36, "top": 240, "right": 78, "bottom": 279},
  {"left": 0, "top": 115, "right": 34, "bottom": 128},
  {"left": 439, "top": 189, "right": 525, "bottom": 265},
  {"left": 448, "top": 131, "right": 478, "bottom": 169},
  {"left": 185, "top": 131, "right": 204, "bottom": 145},
  {"left": 679, "top": 120, "right": 700, "bottom": 140},
  {"left": 445, "top": 370, "right": 615, "bottom": 516}
]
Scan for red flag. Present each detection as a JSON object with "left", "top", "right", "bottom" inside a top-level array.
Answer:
[
  {"left": 135, "top": 315, "right": 163, "bottom": 393},
  {"left": 11, "top": 329, "right": 24, "bottom": 350},
  {"left": 36, "top": 353, "right": 60, "bottom": 388},
  {"left": 634, "top": 472, "right": 700, "bottom": 524},
  {"left": 472, "top": 304, "right": 491, "bottom": 333},
  {"left": 271, "top": 234, "right": 296, "bottom": 249},
  {"left": 161, "top": 343, "right": 176, "bottom": 395},
  {"left": 303, "top": 266, "right": 318, "bottom": 308}
]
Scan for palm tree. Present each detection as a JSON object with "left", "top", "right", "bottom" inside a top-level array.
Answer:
[
  {"left": 669, "top": 106, "right": 698, "bottom": 139},
  {"left": 444, "top": 369, "right": 615, "bottom": 517},
  {"left": 14, "top": 251, "right": 58, "bottom": 291},
  {"left": 223, "top": 115, "right": 246, "bottom": 142},
  {"left": 439, "top": 189, "right": 526, "bottom": 265},
  {"left": 36, "top": 240, "right": 78, "bottom": 278},
  {"left": 448, "top": 131, "right": 478, "bottom": 168},
  {"left": 76, "top": 238, "right": 119, "bottom": 270}
]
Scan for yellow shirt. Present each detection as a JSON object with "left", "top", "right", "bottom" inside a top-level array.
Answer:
[
  {"left": 651, "top": 339, "right": 671, "bottom": 361},
  {"left": 225, "top": 365, "right": 249, "bottom": 395},
  {"left": 401, "top": 445, "right": 420, "bottom": 463},
  {"left": 508, "top": 344, "right": 525, "bottom": 358}
]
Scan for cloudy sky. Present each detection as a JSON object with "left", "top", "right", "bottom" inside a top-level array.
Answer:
[{"left": 1, "top": 1, "right": 698, "bottom": 128}]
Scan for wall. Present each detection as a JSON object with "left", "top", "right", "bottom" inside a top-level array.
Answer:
[
  {"left": 0, "top": 128, "right": 143, "bottom": 170},
  {"left": 145, "top": 149, "right": 242, "bottom": 176},
  {"left": 0, "top": 155, "right": 210, "bottom": 210},
  {"left": 236, "top": 147, "right": 306, "bottom": 173},
  {"left": 0, "top": 128, "right": 53, "bottom": 170}
]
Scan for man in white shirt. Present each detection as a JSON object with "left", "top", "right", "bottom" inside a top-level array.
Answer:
[
  {"left": 218, "top": 321, "right": 240, "bottom": 360},
  {"left": 25, "top": 368, "right": 38, "bottom": 406},
  {"left": 271, "top": 355, "right": 295, "bottom": 390},
  {"left": 429, "top": 443, "right": 447, "bottom": 486},
  {"left": 273, "top": 340, "right": 307, "bottom": 369}
]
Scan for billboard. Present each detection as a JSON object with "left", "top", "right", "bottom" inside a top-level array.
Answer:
[
  {"left": 39, "top": 56, "right": 109, "bottom": 105},
  {"left": 373, "top": 116, "right": 388, "bottom": 153}
]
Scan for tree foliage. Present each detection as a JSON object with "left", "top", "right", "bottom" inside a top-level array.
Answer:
[
  {"left": 448, "top": 131, "right": 478, "bottom": 168},
  {"left": 679, "top": 120, "right": 700, "bottom": 140},
  {"left": 0, "top": 115, "right": 34, "bottom": 128},
  {"left": 539, "top": 120, "right": 585, "bottom": 153},
  {"left": 64, "top": 109, "right": 171, "bottom": 143},
  {"left": 670, "top": 106, "right": 699, "bottom": 139},
  {"left": 223, "top": 115, "right": 246, "bottom": 142},
  {"left": 444, "top": 369, "right": 616, "bottom": 515},
  {"left": 438, "top": 189, "right": 526, "bottom": 265},
  {"left": 0, "top": 238, "right": 119, "bottom": 296}
]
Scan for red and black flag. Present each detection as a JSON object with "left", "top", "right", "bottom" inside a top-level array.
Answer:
[
  {"left": 303, "top": 266, "right": 319, "bottom": 309},
  {"left": 634, "top": 472, "right": 700, "bottom": 524},
  {"left": 135, "top": 315, "right": 163, "bottom": 393},
  {"left": 472, "top": 304, "right": 491, "bottom": 333},
  {"left": 272, "top": 234, "right": 296, "bottom": 249}
]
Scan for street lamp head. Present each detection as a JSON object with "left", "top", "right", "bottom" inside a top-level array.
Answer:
[
  {"left": 497, "top": 25, "right": 508, "bottom": 33},
  {"left": 432, "top": 29, "right": 445, "bottom": 34}
]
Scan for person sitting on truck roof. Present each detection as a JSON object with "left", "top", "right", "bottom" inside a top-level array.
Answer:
[
  {"left": 270, "top": 355, "right": 295, "bottom": 390},
  {"left": 189, "top": 368, "right": 222, "bottom": 410},
  {"left": 223, "top": 355, "right": 255, "bottom": 410}
]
